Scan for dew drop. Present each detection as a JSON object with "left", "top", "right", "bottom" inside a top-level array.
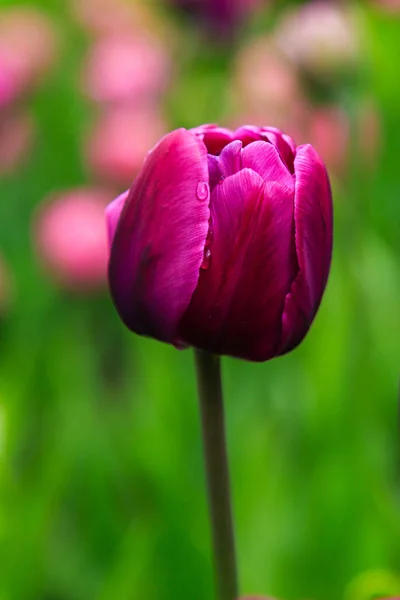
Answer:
[
  {"left": 201, "top": 248, "right": 211, "bottom": 270},
  {"left": 196, "top": 182, "right": 210, "bottom": 201}
]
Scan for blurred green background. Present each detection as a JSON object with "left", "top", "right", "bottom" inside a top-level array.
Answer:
[{"left": 0, "top": 1, "right": 400, "bottom": 599}]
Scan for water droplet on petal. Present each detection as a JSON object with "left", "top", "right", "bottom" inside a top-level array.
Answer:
[
  {"left": 196, "top": 182, "right": 210, "bottom": 201},
  {"left": 201, "top": 248, "right": 211, "bottom": 270}
]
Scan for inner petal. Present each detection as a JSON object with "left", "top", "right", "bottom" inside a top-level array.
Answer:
[
  {"left": 241, "top": 141, "right": 294, "bottom": 189},
  {"left": 191, "top": 124, "right": 234, "bottom": 155},
  {"left": 207, "top": 139, "right": 243, "bottom": 191},
  {"left": 234, "top": 125, "right": 296, "bottom": 174},
  {"left": 233, "top": 126, "right": 264, "bottom": 149}
]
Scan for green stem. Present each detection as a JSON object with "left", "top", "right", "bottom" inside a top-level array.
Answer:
[{"left": 194, "top": 350, "right": 238, "bottom": 600}]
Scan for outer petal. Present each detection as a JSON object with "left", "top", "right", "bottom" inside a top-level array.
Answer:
[
  {"left": 105, "top": 190, "right": 129, "bottom": 250},
  {"left": 108, "top": 128, "right": 210, "bottom": 344},
  {"left": 279, "top": 144, "right": 333, "bottom": 353},
  {"left": 179, "top": 168, "right": 297, "bottom": 361}
]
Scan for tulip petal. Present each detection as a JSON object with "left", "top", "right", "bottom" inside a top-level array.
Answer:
[
  {"left": 261, "top": 129, "right": 296, "bottom": 174},
  {"left": 179, "top": 168, "right": 297, "bottom": 361},
  {"left": 234, "top": 125, "right": 264, "bottom": 146},
  {"left": 241, "top": 141, "right": 294, "bottom": 189},
  {"left": 108, "top": 128, "right": 210, "bottom": 344},
  {"left": 191, "top": 124, "right": 234, "bottom": 155},
  {"left": 207, "top": 140, "right": 243, "bottom": 191},
  {"left": 279, "top": 144, "right": 333, "bottom": 353},
  {"left": 105, "top": 190, "right": 129, "bottom": 250}
]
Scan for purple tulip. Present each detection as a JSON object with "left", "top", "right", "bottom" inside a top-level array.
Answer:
[
  {"left": 171, "top": 0, "right": 260, "bottom": 38},
  {"left": 106, "top": 124, "right": 333, "bottom": 362}
]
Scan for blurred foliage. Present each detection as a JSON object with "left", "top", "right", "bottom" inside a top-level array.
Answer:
[{"left": 0, "top": 1, "right": 400, "bottom": 600}]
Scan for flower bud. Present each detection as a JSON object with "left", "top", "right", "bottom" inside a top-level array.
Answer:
[
  {"left": 33, "top": 188, "right": 110, "bottom": 292},
  {"left": 106, "top": 124, "right": 333, "bottom": 361}
]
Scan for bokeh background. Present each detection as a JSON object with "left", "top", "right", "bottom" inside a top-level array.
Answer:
[{"left": 1, "top": 1, "right": 400, "bottom": 599}]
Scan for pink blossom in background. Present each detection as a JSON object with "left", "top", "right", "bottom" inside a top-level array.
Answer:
[
  {"left": 0, "top": 254, "right": 13, "bottom": 317},
  {"left": 0, "top": 111, "right": 35, "bottom": 176},
  {"left": 305, "top": 106, "right": 350, "bottom": 177},
  {"left": 0, "top": 59, "right": 17, "bottom": 109},
  {"left": 0, "top": 7, "right": 58, "bottom": 101},
  {"left": 372, "top": 0, "right": 400, "bottom": 14},
  {"left": 82, "top": 34, "right": 170, "bottom": 105},
  {"left": 85, "top": 106, "right": 167, "bottom": 187},
  {"left": 231, "top": 37, "right": 304, "bottom": 131},
  {"left": 274, "top": 1, "right": 359, "bottom": 78},
  {"left": 33, "top": 188, "right": 111, "bottom": 291},
  {"left": 297, "top": 102, "right": 381, "bottom": 178},
  {"left": 69, "top": 0, "right": 161, "bottom": 36}
]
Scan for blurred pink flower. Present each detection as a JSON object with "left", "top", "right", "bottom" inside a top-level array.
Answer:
[
  {"left": 231, "top": 37, "right": 304, "bottom": 131},
  {"left": 297, "top": 102, "right": 381, "bottom": 178},
  {"left": 0, "top": 7, "right": 58, "bottom": 102},
  {"left": 372, "top": 0, "right": 400, "bottom": 13},
  {"left": 305, "top": 106, "right": 350, "bottom": 177},
  {"left": 85, "top": 106, "right": 167, "bottom": 187},
  {"left": 33, "top": 188, "right": 111, "bottom": 291},
  {"left": 0, "top": 111, "right": 35, "bottom": 176},
  {"left": 0, "top": 59, "right": 18, "bottom": 109},
  {"left": 275, "top": 1, "right": 359, "bottom": 78},
  {"left": 0, "top": 254, "right": 13, "bottom": 317},
  {"left": 82, "top": 34, "right": 170, "bottom": 105},
  {"left": 69, "top": 0, "right": 161, "bottom": 36}
]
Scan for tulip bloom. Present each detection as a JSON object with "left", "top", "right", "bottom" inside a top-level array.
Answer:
[
  {"left": 106, "top": 124, "right": 332, "bottom": 362},
  {"left": 171, "top": 0, "right": 261, "bottom": 38}
]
